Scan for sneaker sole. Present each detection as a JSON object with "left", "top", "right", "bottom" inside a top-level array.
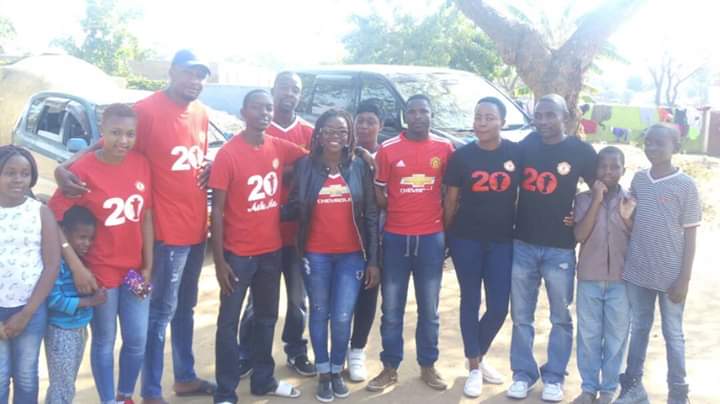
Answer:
[
  {"left": 239, "top": 368, "right": 254, "bottom": 379},
  {"left": 483, "top": 376, "right": 504, "bottom": 385},
  {"left": 334, "top": 390, "right": 350, "bottom": 399},
  {"left": 288, "top": 362, "right": 317, "bottom": 377},
  {"left": 366, "top": 381, "right": 396, "bottom": 392},
  {"left": 506, "top": 383, "right": 535, "bottom": 400},
  {"left": 541, "top": 395, "right": 564, "bottom": 403},
  {"left": 315, "top": 394, "right": 334, "bottom": 403}
]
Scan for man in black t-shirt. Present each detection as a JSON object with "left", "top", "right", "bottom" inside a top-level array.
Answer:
[
  {"left": 444, "top": 97, "right": 522, "bottom": 398},
  {"left": 507, "top": 94, "right": 597, "bottom": 402}
]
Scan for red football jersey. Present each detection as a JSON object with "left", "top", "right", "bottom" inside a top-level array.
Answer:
[
  {"left": 266, "top": 117, "right": 314, "bottom": 246},
  {"left": 306, "top": 174, "right": 362, "bottom": 254},
  {"left": 49, "top": 152, "right": 152, "bottom": 288},
  {"left": 208, "top": 134, "right": 307, "bottom": 256},
  {"left": 375, "top": 133, "right": 454, "bottom": 235},
  {"left": 133, "top": 91, "right": 209, "bottom": 246}
]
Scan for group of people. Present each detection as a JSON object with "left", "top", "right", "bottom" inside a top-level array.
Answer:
[{"left": 0, "top": 48, "right": 700, "bottom": 404}]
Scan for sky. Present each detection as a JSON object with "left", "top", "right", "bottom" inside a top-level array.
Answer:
[{"left": 2, "top": 0, "right": 717, "bottom": 88}]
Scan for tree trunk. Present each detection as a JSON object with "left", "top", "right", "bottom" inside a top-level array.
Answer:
[{"left": 456, "top": 0, "right": 645, "bottom": 133}]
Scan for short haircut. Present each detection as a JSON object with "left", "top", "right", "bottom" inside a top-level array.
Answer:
[
  {"left": 102, "top": 103, "right": 136, "bottom": 125},
  {"left": 273, "top": 71, "right": 300, "bottom": 88},
  {"left": 406, "top": 94, "right": 432, "bottom": 110},
  {"left": 356, "top": 99, "right": 384, "bottom": 121},
  {"left": 477, "top": 96, "right": 507, "bottom": 120},
  {"left": 0, "top": 145, "right": 38, "bottom": 188},
  {"left": 62, "top": 205, "right": 97, "bottom": 233},
  {"left": 243, "top": 89, "right": 272, "bottom": 109},
  {"left": 537, "top": 93, "right": 570, "bottom": 117},
  {"left": 645, "top": 122, "right": 681, "bottom": 144},
  {"left": 597, "top": 145, "right": 625, "bottom": 166}
]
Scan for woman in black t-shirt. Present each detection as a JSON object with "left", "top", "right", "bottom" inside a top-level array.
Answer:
[{"left": 443, "top": 97, "right": 521, "bottom": 399}]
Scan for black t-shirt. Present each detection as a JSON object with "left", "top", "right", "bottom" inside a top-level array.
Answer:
[
  {"left": 443, "top": 140, "right": 522, "bottom": 241},
  {"left": 515, "top": 133, "right": 597, "bottom": 249}
]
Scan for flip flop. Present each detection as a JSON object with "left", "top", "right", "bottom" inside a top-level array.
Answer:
[
  {"left": 267, "top": 381, "right": 301, "bottom": 398},
  {"left": 174, "top": 379, "right": 217, "bottom": 397}
]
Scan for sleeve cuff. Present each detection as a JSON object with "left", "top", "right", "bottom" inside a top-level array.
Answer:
[
  {"left": 683, "top": 221, "right": 701, "bottom": 228},
  {"left": 374, "top": 180, "right": 387, "bottom": 187}
]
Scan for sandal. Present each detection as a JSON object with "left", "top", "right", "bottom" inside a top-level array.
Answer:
[
  {"left": 174, "top": 379, "right": 217, "bottom": 397},
  {"left": 267, "top": 381, "right": 301, "bottom": 398}
]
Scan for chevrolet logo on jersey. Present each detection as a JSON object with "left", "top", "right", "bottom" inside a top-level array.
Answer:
[
  {"left": 318, "top": 184, "right": 350, "bottom": 197},
  {"left": 400, "top": 174, "right": 436, "bottom": 188}
]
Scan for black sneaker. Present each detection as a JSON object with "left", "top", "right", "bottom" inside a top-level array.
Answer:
[
  {"left": 287, "top": 354, "right": 317, "bottom": 377},
  {"left": 331, "top": 373, "right": 349, "bottom": 398},
  {"left": 316, "top": 374, "right": 334, "bottom": 402},
  {"left": 238, "top": 359, "right": 253, "bottom": 379}
]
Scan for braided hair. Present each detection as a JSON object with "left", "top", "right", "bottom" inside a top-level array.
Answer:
[
  {"left": 0, "top": 145, "right": 39, "bottom": 189},
  {"left": 309, "top": 109, "right": 356, "bottom": 165}
]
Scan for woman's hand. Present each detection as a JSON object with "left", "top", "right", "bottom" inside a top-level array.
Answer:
[
  {"left": 364, "top": 265, "right": 381, "bottom": 289},
  {"left": 3, "top": 310, "right": 32, "bottom": 339}
]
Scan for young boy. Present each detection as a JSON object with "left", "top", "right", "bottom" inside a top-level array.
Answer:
[
  {"left": 45, "top": 206, "right": 107, "bottom": 404},
  {"left": 615, "top": 123, "right": 701, "bottom": 404},
  {"left": 572, "top": 146, "right": 635, "bottom": 404}
]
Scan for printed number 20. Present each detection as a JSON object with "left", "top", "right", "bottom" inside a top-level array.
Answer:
[
  {"left": 103, "top": 195, "right": 144, "bottom": 226},
  {"left": 171, "top": 145, "right": 204, "bottom": 171},
  {"left": 247, "top": 172, "right": 279, "bottom": 202}
]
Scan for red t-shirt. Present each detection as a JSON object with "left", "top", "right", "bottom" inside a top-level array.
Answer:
[
  {"left": 208, "top": 134, "right": 307, "bottom": 256},
  {"left": 375, "top": 133, "right": 454, "bottom": 235},
  {"left": 266, "top": 117, "right": 314, "bottom": 246},
  {"left": 306, "top": 174, "right": 362, "bottom": 254},
  {"left": 49, "top": 152, "right": 152, "bottom": 288},
  {"left": 133, "top": 91, "right": 209, "bottom": 246}
]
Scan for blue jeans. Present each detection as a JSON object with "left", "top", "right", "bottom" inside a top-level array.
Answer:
[
  {"left": 510, "top": 239, "right": 575, "bottom": 385},
  {"left": 449, "top": 237, "right": 512, "bottom": 359},
  {"left": 0, "top": 304, "right": 47, "bottom": 404},
  {"left": 91, "top": 284, "right": 150, "bottom": 403},
  {"left": 380, "top": 231, "right": 444, "bottom": 368},
  {"left": 237, "top": 246, "right": 307, "bottom": 361},
  {"left": 215, "top": 250, "right": 281, "bottom": 403},
  {"left": 303, "top": 252, "right": 365, "bottom": 374},
  {"left": 576, "top": 280, "right": 630, "bottom": 394},
  {"left": 624, "top": 282, "right": 687, "bottom": 394},
  {"left": 142, "top": 241, "right": 205, "bottom": 399}
]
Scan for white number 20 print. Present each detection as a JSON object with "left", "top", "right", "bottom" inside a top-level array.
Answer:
[
  {"left": 103, "top": 194, "right": 144, "bottom": 227},
  {"left": 171, "top": 145, "right": 204, "bottom": 171},
  {"left": 247, "top": 172, "right": 279, "bottom": 202}
]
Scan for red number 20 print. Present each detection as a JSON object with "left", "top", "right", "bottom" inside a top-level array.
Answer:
[
  {"left": 471, "top": 171, "right": 512, "bottom": 192},
  {"left": 521, "top": 167, "right": 558, "bottom": 195}
]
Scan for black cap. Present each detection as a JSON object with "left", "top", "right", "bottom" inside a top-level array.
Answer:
[{"left": 171, "top": 49, "right": 210, "bottom": 75}]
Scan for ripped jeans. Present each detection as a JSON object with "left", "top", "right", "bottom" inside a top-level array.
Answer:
[
  {"left": 303, "top": 252, "right": 366, "bottom": 374},
  {"left": 510, "top": 239, "right": 576, "bottom": 385}
]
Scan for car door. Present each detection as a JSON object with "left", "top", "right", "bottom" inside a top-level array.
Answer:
[
  {"left": 304, "top": 74, "right": 359, "bottom": 124},
  {"left": 359, "top": 74, "right": 404, "bottom": 144}
]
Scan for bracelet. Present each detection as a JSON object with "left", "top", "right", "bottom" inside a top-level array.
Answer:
[{"left": 61, "top": 242, "right": 70, "bottom": 249}]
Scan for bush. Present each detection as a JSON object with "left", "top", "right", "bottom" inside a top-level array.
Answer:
[{"left": 126, "top": 75, "right": 166, "bottom": 91}]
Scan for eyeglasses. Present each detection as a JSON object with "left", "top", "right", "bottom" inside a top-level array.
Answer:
[{"left": 321, "top": 128, "right": 349, "bottom": 138}]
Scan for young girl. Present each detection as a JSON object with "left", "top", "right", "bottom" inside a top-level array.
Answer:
[
  {"left": 285, "top": 109, "right": 379, "bottom": 402},
  {"left": 49, "top": 103, "right": 154, "bottom": 404},
  {"left": 0, "top": 145, "right": 61, "bottom": 404}
]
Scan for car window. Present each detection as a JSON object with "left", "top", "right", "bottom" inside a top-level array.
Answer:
[
  {"left": 297, "top": 73, "right": 316, "bottom": 114},
  {"left": 62, "top": 101, "right": 91, "bottom": 144},
  {"left": 35, "top": 98, "right": 69, "bottom": 143},
  {"left": 25, "top": 97, "right": 44, "bottom": 134},
  {"left": 311, "top": 76, "right": 355, "bottom": 117},
  {"left": 360, "top": 78, "right": 400, "bottom": 123}
]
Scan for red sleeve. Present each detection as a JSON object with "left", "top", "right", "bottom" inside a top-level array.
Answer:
[
  {"left": 202, "top": 109, "right": 210, "bottom": 154},
  {"left": 208, "top": 147, "right": 233, "bottom": 192},
  {"left": 278, "top": 138, "right": 309, "bottom": 166},
  {"left": 141, "top": 156, "right": 153, "bottom": 209},
  {"left": 375, "top": 146, "right": 390, "bottom": 186},
  {"left": 132, "top": 103, "right": 151, "bottom": 155},
  {"left": 301, "top": 125, "right": 313, "bottom": 149},
  {"left": 48, "top": 189, "right": 86, "bottom": 222}
]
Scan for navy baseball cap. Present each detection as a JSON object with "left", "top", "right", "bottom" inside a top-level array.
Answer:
[{"left": 171, "top": 49, "right": 210, "bottom": 75}]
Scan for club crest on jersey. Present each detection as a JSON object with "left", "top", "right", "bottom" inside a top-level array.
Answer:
[
  {"left": 272, "top": 158, "right": 280, "bottom": 170},
  {"left": 557, "top": 161, "right": 572, "bottom": 176},
  {"left": 504, "top": 160, "right": 516, "bottom": 172},
  {"left": 430, "top": 156, "right": 441, "bottom": 169},
  {"left": 135, "top": 181, "right": 145, "bottom": 192}
]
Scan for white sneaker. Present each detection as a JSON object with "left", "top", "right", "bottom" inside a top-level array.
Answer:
[
  {"left": 480, "top": 360, "right": 504, "bottom": 384},
  {"left": 541, "top": 383, "right": 564, "bottom": 402},
  {"left": 507, "top": 380, "right": 534, "bottom": 399},
  {"left": 463, "top": 369, "right": 483, "bottom": 397},
  {"left": 347, "top": 348, "right": 367, "bottom": 382}
]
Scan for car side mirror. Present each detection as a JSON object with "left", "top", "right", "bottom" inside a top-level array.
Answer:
[{"left": 67, "top": 137, "right": 89, "bottom": 153}]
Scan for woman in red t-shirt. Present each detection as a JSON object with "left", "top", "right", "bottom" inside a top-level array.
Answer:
[
  {"left": 49, "top": 104, "right": 153, "bottom": 404},
  {"left": 284, "top": 109, "right": 379, "bottom": 401}
]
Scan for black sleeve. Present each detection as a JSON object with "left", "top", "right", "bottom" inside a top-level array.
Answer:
[
  {"left": 579, "top": 141, "right": 598, "bottom": 186},
  {"left": 281, "top": 159, "right": 305, "bottom": 222},
  {"left": 361, "top": 158, "right": 380, "bottom": 268},
  {"left": 443, "top": 148, "right": 464, "bottom": 187}
]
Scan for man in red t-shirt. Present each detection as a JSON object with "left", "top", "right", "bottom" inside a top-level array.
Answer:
[
  {"left": 236, "top": 72, "right": 316, "bottom": 377},
  {"left": 209, "top": 90, "right": 307, "bottom": 401},
  {"left": 367, "top": 95, "right": 454, "bottom": 393},
  {"left": 54, "top": 50, "right": 216, "bottom": 402}
]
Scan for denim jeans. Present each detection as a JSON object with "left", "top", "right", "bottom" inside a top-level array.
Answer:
[
  {"left": 91, "top": 284, "right": 150, "bottom": 403},
  {"left": 237, "top": 246, "right": 307, "bottom": 361},
  {"left": 510, "top": 239, "right": 575, "bottom": 385},
  {"left": 215, "top": 250, "right": 281, "bottom": 403},
  {"left": 576, "top": 280, "right": 630, "bottom": 394},
  {"left": 303, "top": 252, "right": 365, "bottom": 374},
  {"left": 142, "top": 241, "right": 205, "bottom": 399},
  {"left": 380, "top": 231, "right": 444, "bottom": 368},
  {"left": 624, "top": 282, "right": 687, "bottom": 394},
  {"left": 449, "top": 237, "right": 512, "bottom": 359},
  {"left": 0, "top": 304, "right": 46, "bottom": 404}
]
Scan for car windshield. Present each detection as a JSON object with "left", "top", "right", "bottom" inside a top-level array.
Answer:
[{"left": 387, "top": 70, "right": 528, "bottom": 133}]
